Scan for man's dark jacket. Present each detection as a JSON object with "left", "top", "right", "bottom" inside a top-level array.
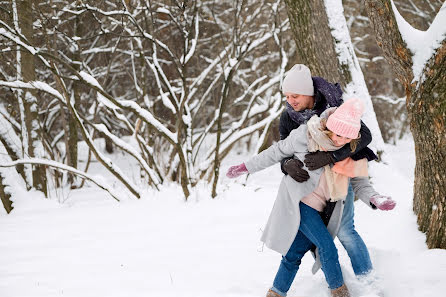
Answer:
[
  {"left": 279, "top": 77, "right": 378, "bottom": 219},
  {"left": 279, "top": 76, "right": 377, "bottom": 173}
]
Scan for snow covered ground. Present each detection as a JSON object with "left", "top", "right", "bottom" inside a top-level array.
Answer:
[{"left": 1, "top": 137, "right": 446, "bottom": 297}]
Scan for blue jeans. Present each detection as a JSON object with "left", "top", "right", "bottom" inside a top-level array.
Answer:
[
  {"left": 337, "top": 183, "right": 373, "bottom": 276},
  {"left": 271, "top": 203, "right": 344, "bottom": 296}
]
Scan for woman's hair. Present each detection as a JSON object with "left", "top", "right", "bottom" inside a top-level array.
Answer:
[{"left": 320, "top": 118, "right": 359, "bottom": 152}]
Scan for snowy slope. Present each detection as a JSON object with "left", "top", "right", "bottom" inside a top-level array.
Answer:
[{"left": 1, "top": 137, "right": 445, "bottom": 297}]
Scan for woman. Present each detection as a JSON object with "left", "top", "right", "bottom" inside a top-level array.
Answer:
[{"left": 226, "top": 98, "right": 395, "bottom": 297}]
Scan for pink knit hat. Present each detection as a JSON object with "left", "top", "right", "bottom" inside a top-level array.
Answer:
[{"left": 326, "top": 98, "right": 364, "bottom": 139}]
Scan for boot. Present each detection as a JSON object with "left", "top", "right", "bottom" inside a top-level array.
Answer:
[
  {"left": 331, "top": 284, "right": 351, "bottom": 297},
  {"left": 266, "top": 289, "right": 282, "bottom": 297}
]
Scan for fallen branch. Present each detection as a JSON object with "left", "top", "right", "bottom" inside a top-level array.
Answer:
[{"left": 0, "top": 159, "right": 122, "bottom": 202}]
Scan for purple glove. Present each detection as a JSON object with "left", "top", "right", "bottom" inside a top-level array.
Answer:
[
  {"left": 370, "top": 195, "right": 396, "bottom": 211},
  {"left": 226, "top": 163, "right": 248, "bottom": 178}
]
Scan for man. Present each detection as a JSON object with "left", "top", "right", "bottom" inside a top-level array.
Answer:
[{"left": 278, "top": 64, "right": 394, "bottom": 279}]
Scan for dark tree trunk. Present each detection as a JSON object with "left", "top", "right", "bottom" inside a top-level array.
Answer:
[
  {"left": 283, "top": 0, "right": 350, "bottom": 86},
  {"left": 0, "top": 174, "right": 13, "bottom": 213},
  {"left": 410, "top": 59, "right": 446, "bottom": 248},
  {"left": 17, "top": 0, "right": 47, "bottom": 196},
  {"left": 68, "top": 15, "right": 81, "bottom": 181},
  {"left": 365, "top": 0, "right": 446, "bottom": 249}
]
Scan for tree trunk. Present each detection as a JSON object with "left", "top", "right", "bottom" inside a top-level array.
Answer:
[
  {"left": 283, "top": 0, "right": 349, "bottom": 85},
  {"left": 410, "top": 58, "right": 446, "bottom": 248},
  {"left": 17, "top": 0, "right": 47, "bottom": 196},
  {"left": 284, "top": 0, "right": 385, "bottom": 150},
  {"left": 365, "top": 0, "right": 446, "bottom": 248},
  {"left": 0, "top": 174, "right": 13, "bottom": 213}
]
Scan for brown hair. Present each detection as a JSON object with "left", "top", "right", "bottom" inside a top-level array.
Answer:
[{"left": 320, "top": 118, "right": 359, "bottom": 152}]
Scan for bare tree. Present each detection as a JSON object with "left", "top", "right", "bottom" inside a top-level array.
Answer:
[
  {"left": 364, "top": 0, "right": 446, "bottom": 249},
  {"left": 14, "top": 0, "right": 48, "bottom": 195},
  {"left": 0, "top": 0, "right": 292, "bottom": 207}
]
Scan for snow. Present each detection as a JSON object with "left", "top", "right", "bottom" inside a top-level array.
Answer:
[
  {"left": 0, "top": 158, "right": 121, "bottom": 202},
  {"left": 0, "top": 111, "right": 22, "bottom": 159},
  {"left": 78, "top": 71, "right": 104, "bottom": 91},
  {"left": 392, "top": 1, "right": 446, "bottom": 83},
  {"left": 1, "top": 136, "right": 445, "bottom": 297}
]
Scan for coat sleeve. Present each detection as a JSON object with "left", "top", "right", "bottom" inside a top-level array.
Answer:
[
  {"left": 350, "top": 176, "right": 379, "bottom": 209},
  {"left": 246, "top": 126, "right": 307, "bottom": 174},
  {"left": 331, "top": 120, "right": 372, "bottom": 162},
  {"left": 279, "top": 111, "right": 296, "bottom": 174}
]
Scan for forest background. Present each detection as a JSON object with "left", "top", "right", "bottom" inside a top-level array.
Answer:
[{"left": 0, "top": 0, "right": 445, "bottom": 248}]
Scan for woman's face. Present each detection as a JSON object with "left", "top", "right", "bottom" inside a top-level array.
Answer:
[
  {"left": 285, "top": 92, "right": 315, "bottom": 111},
  {"left": 330, "top": 132, "right": 352, "bottom": 147}
]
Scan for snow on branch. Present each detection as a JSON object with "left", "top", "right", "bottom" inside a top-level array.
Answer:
[
  {"left": 0, "top": 79, "right": 143, "bottom": 199},
  {"left": 0, "top": 112, "right": 22, "bottom": 160},
  {"left": 89, "top": 123, "right": 161, "bottom": 188},
  {"left": 324, "top": 0, "right": 385, "bottom": 151},
  {"left": 391, "top": 0, "right": 446, "bottom": 83},
  {"left": 180, "top": 11, "right": 199, "bottom": 65},
  {"left": 0, "top": 159, "right": 121, "bottom": 202}
]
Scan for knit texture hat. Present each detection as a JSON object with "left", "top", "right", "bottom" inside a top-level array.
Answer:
[
  {"left": 282, "top": 64, "right": 314, "bottom": 96},
  {"left": 326, "top": 98, "right": 364, "bottom": 139}
]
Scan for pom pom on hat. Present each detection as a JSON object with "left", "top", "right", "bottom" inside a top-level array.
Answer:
[
  {"left": 282, "top": 64, "right": 314, "bottom": 96},
  {"left": 326, "top": 98, "right": 365, "bottom": 139}
]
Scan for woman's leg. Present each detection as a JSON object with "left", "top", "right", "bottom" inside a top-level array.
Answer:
[
  {"left": 298, "top": 202, "right": 344, "bottom": 290},
  {"left": 271, "top": 230, "right": 314, "bottom": 296},
  {"left": 337, "top": 183, "right": 373, "bottom": 276}
]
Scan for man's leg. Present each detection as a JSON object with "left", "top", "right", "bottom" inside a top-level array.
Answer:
[{"left": 337, "top": 183, "right": 373, "bottom": 276}]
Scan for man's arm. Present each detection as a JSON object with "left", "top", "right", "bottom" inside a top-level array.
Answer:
[
  {"left": 331, "top": 120, "right": 371, "bottom": 162},
  {"left": 304, "top": 121, "right": 372, "bottom": 170}
]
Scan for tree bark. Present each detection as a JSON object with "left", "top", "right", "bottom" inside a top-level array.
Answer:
[
  {"left": 365, "top": 0, "right": 446, "bottom": 249},
  {"left": 284, "top": 0, "right": 349, "bottom": 86},
  {"left": 409, "top": 44, "right": 446, "bottom": 248},
  {"left": 0, "top": 174, "right": 13, "bottom": 214},
  {"left": 17, "top": 0, "right": 48, "bottom": 196}
]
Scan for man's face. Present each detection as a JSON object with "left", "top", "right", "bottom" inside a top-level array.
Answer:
[{"left": 285, "top": 92, "right": 315, "bottom": 111}]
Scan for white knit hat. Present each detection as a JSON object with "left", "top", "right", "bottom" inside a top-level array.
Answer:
[{"left": 281, "top": 64, "right": 314, "bottom": 96}]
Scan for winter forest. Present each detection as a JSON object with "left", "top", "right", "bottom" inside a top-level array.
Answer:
[{"left": 1, "top": 0, "right": 446, "bottom": 297}]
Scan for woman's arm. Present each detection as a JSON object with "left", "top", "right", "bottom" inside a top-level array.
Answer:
[{"left": 245, "top": 125, "right": 308, "bottom": 174}]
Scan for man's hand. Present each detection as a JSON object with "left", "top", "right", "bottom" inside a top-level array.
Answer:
[
  {"left": 370, "top": 195, "right": 396, "bottom": 211},
  {"left": 304, "top": 151, "right": 335, "bottom": 170},
  {"left": 283, "top": 159, "right": 310, "bottom": 183},
  {"left": 226, "top": 163, "right": 248, "bottom": 178}
]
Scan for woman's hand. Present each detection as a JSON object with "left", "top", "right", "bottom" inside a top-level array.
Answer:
[
  {"left": 226, "top": 163, "right": 248, "bottom": 178},
  {"left": 370, "top": 195, "right": 396, "bottom": 211}
]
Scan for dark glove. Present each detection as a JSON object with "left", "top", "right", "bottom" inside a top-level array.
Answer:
[
  {"left": 283, "top": 159, "right": 310, "bottom": 183},
  {"left": 304, "top": 151, "right": 335, "bottom": 170}
]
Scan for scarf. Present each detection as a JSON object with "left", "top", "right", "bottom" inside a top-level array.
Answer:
[
  {"left": 286, "top": 102, "right": 318, "bottom": 125},
  {"left": 306, "top": 115, "right": 368, "bottom": 201}
]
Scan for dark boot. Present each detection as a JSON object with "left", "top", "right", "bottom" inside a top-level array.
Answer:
[{"left": 331, "top": 284, "right": 351, "bottom": 297}]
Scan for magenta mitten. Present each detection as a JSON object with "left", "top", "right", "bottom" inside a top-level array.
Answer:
[
  {"left": 370, "top": 195, "right": 396, "bottom": 211},
  {"left": 226, "top": 163, "right": 248, "bottom": 178}
]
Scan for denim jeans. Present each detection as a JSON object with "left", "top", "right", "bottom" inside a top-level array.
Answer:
[
  {"left": 271, "top": 202, "right": 344, "bottom": 296},
  {"left": 337, "top": 183, "right": 373, "bottom": 276}
]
